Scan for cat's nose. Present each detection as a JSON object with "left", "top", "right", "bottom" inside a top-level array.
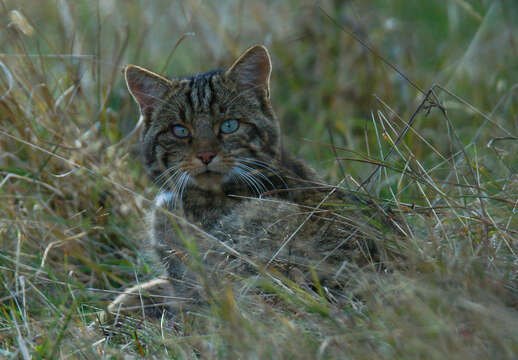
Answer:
[{"left": 196, "top": 151, "right": 216, "bottom": 165}]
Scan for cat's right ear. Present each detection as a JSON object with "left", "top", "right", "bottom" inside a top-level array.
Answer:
[
  {"left": 124, "top": 65, "right": 171, "bottom": 115},
  {"left": 225, "top": 45, "right": 272, "bottom": 99}
]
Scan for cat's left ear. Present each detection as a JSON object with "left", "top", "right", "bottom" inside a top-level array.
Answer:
[
  {"left": 124, "top": 65, "right": 172, "bottom": 116},
  {"left": 225, "top": 45, "right": 271, "bottom": 98}
]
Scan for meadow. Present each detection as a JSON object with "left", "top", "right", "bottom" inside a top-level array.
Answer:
[{"left": 0, "top": 0, "right": 517, "bottom": 358}]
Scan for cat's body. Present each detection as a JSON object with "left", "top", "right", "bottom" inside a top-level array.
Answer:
[{"left": 108, "top": 46, "right": 386, "bottom": 317}]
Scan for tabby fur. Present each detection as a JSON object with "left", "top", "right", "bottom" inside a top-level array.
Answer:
[{"left": 108, "top": 45, "right": 390, "bottom": 317}]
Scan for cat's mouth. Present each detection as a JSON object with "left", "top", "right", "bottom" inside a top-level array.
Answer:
[
  {"left": 191, "top": 166, "right": 226, "bottom": 177},
  {"left": 196, "top": 169, "right": 221, "bottom": 177},
  {"left": 186, "top": 158, "right": 235, "bottom": 190},
  {"left": 192, "top": 170, "right": 225, "bottom": 191}
]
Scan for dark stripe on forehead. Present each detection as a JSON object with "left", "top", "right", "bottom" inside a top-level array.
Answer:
[
  {"left": 178, "top": 70, "right": 225, "bottom": 115},
  {"left": 184, "top": 86, "right": 194, "bottom": 115},
  {"left": 208, "top": 75, "right": 217, "bottom": 112},
  {"left": 189, "top": 75, "right": 210, "bottom": 114},
  {"left": 190, "top": 79, "right": 200, "bottom": 112},
  {"left": 201, "top": 78, "right": 212, "bottom": 112}
]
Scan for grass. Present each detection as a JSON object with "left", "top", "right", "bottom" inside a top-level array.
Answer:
[{"left": 0, "top": 0, "right": 517, "bottom": 358}]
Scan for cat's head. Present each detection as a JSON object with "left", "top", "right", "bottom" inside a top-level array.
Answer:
[{"left": 124, "top": 45, "right": 282, "bottom": 195}]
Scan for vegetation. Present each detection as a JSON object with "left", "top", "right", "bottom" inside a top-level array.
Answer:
[{"left": 0, "top": 0, "right": 517, "bottom": 358}]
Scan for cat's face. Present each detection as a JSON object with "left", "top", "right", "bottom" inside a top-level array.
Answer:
[{"left": 125, "top": 45, "right": 281, "bottom": 196}]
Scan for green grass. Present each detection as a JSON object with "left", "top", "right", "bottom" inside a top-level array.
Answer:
[{"left": 1, "top": 0, "right": 517, "bottom": 358}]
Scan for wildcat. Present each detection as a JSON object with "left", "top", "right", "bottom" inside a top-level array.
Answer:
[{"left": 108, "top": 45, "right": 392, "bottom": 317}]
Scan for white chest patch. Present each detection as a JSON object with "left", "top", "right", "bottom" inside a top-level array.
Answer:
[{"left": 154, "top": 191, "right": 174, "bottom": 207}]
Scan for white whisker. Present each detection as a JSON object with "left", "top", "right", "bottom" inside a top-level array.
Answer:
[
  {"left": 158, "top": 168, "right": 182, "bottom": 194},
  {"left": 179, "top": 173, "right": 190, "bottom": 206},
  {"left": 154, "top": 164, "right": 180, "bottom": 185},
  {"left": 172, "top": 172, "right": 188, "bottom": 209},
  {"left": 233, "top": 167, "right": 261, "bottom": 195},
  {"left": 236, "top": 162, "right": 274, "bottom": 190},
  {"left": 233, "top": 166, "right": 266, "bottom": 196},
  {"left": 239, "top": 157, "right": 287, "bottom": 188}
]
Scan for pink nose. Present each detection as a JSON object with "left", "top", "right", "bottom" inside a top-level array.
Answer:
[{"left": 196, "top": 151, "right": 216, "bottom": 165}]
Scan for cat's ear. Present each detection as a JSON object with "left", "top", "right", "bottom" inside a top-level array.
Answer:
[
  {"left": 225, "top": 45, "right": 272, "bottom": 98},
  {"left": 124, "top": 65, "right": 172, "bottom": 115}
]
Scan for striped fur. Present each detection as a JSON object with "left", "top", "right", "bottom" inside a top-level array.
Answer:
[
  {"left": 125, "top": 47, "right": 280, "bottom": 193},
  {"left": 110, "top": 46, "right": 384, "bottom": 318}
]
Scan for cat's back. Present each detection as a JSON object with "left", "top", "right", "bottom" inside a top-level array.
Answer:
[{"left": 209, "top": 183, "right": 379, "bottom": 282}]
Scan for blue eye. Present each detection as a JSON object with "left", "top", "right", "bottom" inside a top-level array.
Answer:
[
  {"left": 220, "top": 119, "right": 239, "bottom": 134},
  {"left": 172, "top": 125, "right": 190, "bottom": 138}
]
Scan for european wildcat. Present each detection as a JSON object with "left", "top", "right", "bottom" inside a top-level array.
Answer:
[{"left": 108, "top": 45, "right": 390, "bottom": 317}]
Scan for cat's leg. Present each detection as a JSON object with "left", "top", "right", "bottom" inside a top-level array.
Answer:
[
  {"left": 104, "top": 206, "right": 199, "bottom": 319},
  {"left": 150, "top": 206, "right": 210, "bottom": 311}
]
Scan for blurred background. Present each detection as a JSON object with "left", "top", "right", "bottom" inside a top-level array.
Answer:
[{"left": 0, "top": 0, "right": 517, "bottom": 358}]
